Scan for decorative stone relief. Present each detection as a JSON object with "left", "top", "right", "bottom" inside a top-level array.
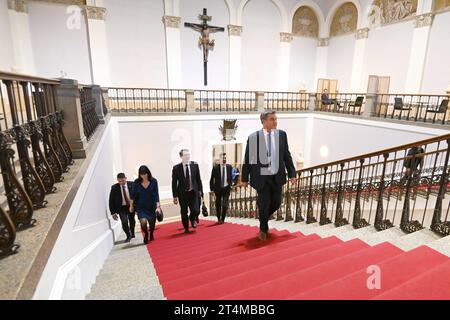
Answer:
[
  {"left": 84, "top": 6, "right": 106, "bottom": 20},
  {"left": 280, "top": 32, "right": 293, "bottom": 42},
  {"left": 355, "top": 27, "right": 369, "bottom": 39},
  {"left": 162, "top": 15, "right": 181, "bottom": 28},
  {"left": 413, "top": 13, "right": 434, "bottom": 27},
  {"left": 369, "top": 0, "right": 417, "bottom": 26},
  {"left": 228, "top": 25, "right": 243, "bottom": 36},
  {"left": 7, "top": 0, "right": 27, "bottom": 13},
  {"left": 317, "top": 37, "right": 329, "bottom": 47}
]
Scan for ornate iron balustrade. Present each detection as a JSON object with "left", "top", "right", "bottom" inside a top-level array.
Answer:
[
  {"left": 0, "top": 71, "right": 73, "bottom": 257},
  {"left": 195, "top": 90, "right": 256, "bottom": 112},
  {"left": 108, "top": 87, "right": 186, "bottom": 113},
  {"left": 79, "top": 86, "right": 100, "bottom": 140},
  {"left": 315, "top": 92, "right": 366, "bottom": 115},
  {"left": 214, "top": 133, "right": 450, "bottom": 237},
  {"left": 265, "top": 91, "right": 309, "bottom": 111},
  {"left": 374, "top": 94, "right": 450, "bottom": 125},
  {"left": 102, "top": 88, "right": 450, "bottom": 127}
]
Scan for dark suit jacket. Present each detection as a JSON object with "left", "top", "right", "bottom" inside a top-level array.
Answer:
[
  {"left": 242, "top": 129, "right": 296, "bottom": 191},
  {"left": 172, "top": 161, "right": 203, "bottom": 199},
  {"left": 109, "top": 182, "right": 133, "bottom": 215},
  {"left": 321, "top": 93, "right": 333, "bottom": 104},
  {"left": 209, "top": 164, "right": 233, "bottom": 193}
]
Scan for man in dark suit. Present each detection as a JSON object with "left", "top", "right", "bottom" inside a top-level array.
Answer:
[
  {"left": 321, "top": 88, "right": 340, "bottom": 110},
  {"left": 241, "top": 111, "right": 297, "bottom": 241},
  {"left": 210, "top": 152, "right": 233, "bottom": 224},
  {"left": 109, "top": 173, "right": 135, "bottom": 242},
  {"left": 172, "top": 149, "right": 204, "bottom": 233}
]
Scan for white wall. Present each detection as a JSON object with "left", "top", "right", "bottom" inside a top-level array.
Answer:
[
  {"left": 421, "top": 11, "right": 450, "bottom": 94},
  {"left": 104, "top": 0, "right": 167, "bottom": 88},
  {"left": 27, "top": 2, "right": 92, "bottom": 83},
  {"left": 0, "top": 1, "right": 15, "bottom": 71},
  {"left": 307, "top": 114, "right": 449, "bottom": 166},
  {"left": 289, "top": 36, "right": 317, "bottom": 91},
  {"left": 180, "top": 0, "right": 230, "bottom": 89},
  {"left": 34, "top": 120, "right": 122, "bottom": 300},
  {"left": 327, "top": 34, "right": 356, "bottom": 92},
  {"left": 363, "top": 21, "right": 414, "bottom": 93},
  {"left": 240, "top": 0, "right": 282, "bottom": 91}
]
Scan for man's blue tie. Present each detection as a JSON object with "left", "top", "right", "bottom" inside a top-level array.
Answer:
[{"left": 268, "top": 132, "right": 275, "bottom": 174}]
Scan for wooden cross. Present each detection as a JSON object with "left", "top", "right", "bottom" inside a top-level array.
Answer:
[{"left": 184, "top": 8, "right": 224, "bottom": 86}]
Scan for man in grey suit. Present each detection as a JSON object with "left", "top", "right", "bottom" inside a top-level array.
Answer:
[{"left": 241, "top": 111, "right": 297, "bottom": 241}]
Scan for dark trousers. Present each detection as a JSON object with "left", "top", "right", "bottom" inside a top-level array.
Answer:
[
  {"left": 215, "top": 187, "right": 231, "bottom": 221},
  {"left": 142, "top": 216, "right": 156, "bottom": 236},
  {"left": 180, "top": 190, "right": 200, "bottom": 230},
  {"left": 119, "top": 206, "right": 135, "bottom": 238},
  {"left": 256, "top": 176, "right": 282, "bottom": 233}
]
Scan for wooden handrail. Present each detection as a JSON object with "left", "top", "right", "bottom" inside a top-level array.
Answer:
[
  {"left": 298, "top": 133, "right": 450, "bottom": 173},
  {"left": 0, "top": 70, "right": 60, "bottom": 84}
]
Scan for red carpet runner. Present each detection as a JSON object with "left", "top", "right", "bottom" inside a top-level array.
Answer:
[{"left": 146, "top": 220, "right": 450, "bottom": 300}]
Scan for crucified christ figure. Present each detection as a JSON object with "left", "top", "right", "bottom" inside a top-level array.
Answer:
[{"left": 184, "top": 8, "right": 224, "bottom": 85}]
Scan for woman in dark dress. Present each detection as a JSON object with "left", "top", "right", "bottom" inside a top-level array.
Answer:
[{"left": 129, "top": 165, "right": 161, "bottom": 244}]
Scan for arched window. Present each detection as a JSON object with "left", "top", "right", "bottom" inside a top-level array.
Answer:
[
  {"left": 330, "top": 2, "right": 358, "bottom": 37},
  {"left": 292, "top": 6, "right": 319, "bottom": 38},
  {"left": 434, "top": 0, "right": 450, "bottom": 11}
]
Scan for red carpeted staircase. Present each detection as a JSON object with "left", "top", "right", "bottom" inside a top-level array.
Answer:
[{"left": 146, "top": 220, "right": 450, "bottom": 300}]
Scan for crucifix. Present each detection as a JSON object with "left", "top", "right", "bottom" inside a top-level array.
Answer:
[{"left": 184, "top": 8, "right": 224, "bottom": 86}]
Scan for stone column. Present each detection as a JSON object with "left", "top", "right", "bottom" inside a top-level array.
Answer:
[
  {"left": 84, "top": 3, "right": 111, "bottom": 86},
  {"left": 363, "top": 93, "right": 377, "bottom": 118},
  {"left": 279, "top": 32, "right": 293, "bottom": 91},
  {"left": 163, "top": 15, "right": 183, "bottom": 88},
  {"left": 350, "top": 28, "right": 369, "bottom": 92},
  {"left": 185, "top": 89, "right": 195, "bottom": 113},
  {"left": 228, "top": 25, "right": 243, "bottom": 90},
  {"left": 7, "top": 0, "right": 36, "bottom": 74},
  {"left": 56, "top": 79, "right": 87, "bottom": 159},
  {"left": 308, "top": 92, "right": 317, "bottom": 111},
  {"left": 256, "top": 91, "right": 265, "bottom": 112},
  {"left": 91, "top": 85, "right": 105, "bottom": 123},
  {"left": 404, "top": 13, "right": 434, "bottom": 93},
  {"left": 314, "top": 38, "right": 329, "bottom": 88}
]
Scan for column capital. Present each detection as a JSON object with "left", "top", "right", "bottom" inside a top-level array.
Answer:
[
  {"left": 84, "top": 6, "right": 107, "bottom": 20},
  {"left": 228, "top": 25, "right": 243, "bottom": 36},
  {"left": 317, "top": 37, "right": 329, "bottom": 47},
  {"left": 355, "top": 28, "right": 369, "bottom": 40},
  {"left": 280, "top": 32, "right": 293, "bottom": 43},
  {"left": 7, "top": 0, "right": 27, "bottom": 13},
  {"left": 162, "top": 15, "right": 181, "bottom": 28},
  {"left": 413, "top": 13, "right": 434, "bottom": 28}
]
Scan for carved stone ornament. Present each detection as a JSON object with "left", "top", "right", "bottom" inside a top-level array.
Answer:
[
  {"left": 355, "top": 28, "right": 369, "bottom": 39},
  {"left": 7, "top": 0, "right": 27, "bottom": 13},
  {"left": 317, "top": 37, "right": 329, "bottom": 47},
  {"left": 163, "top": 15, "right": 181, "bottom": 28},
  {"left": 413, "top": 13, "right": 434, "bottom": 28},
  {"left": 84, "top": 6, "right": 107, "bottom": 20},
  {"left": 280, "top": 32, "right": 293, "bottom": 42},
  {"left": 228, "top": 25, "right": 243, "bottom": 36}
]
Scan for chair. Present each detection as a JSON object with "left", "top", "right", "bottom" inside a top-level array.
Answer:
[
  {"left": 425, "top": 99, "right": 449, "bottom": 124},
  {"left": 347, "top": 96, "right": 364, "bottom": 114},
  {"left": 392, "top": 97, "right": 412, "bottom": 119}
]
